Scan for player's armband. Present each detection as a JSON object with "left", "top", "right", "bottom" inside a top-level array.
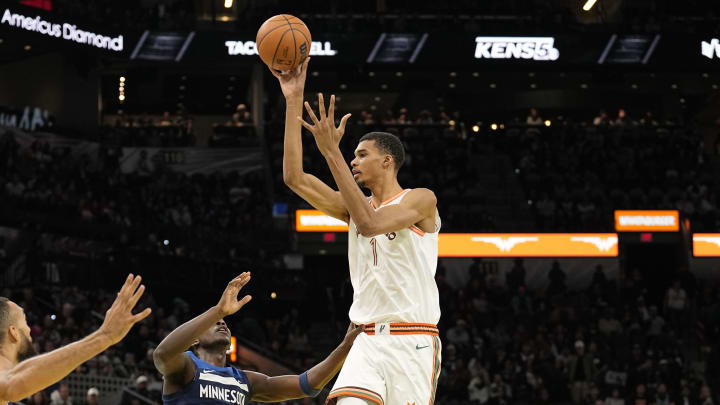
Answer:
[{"left": 299, "top": 371, "right": 322, "bottom": 397}]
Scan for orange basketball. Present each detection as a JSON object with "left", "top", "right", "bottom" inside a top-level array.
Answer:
[{"left": 256, "top": 14, "right": 312, "bottom": 72}]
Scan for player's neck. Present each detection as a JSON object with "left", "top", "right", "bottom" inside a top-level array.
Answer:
[
  {"left": 370, "top": 177, "right": 403, "bottom": 207},
  {"left": 0, "top": 349, "right": 16, "bottom": 369},
  {"left": 196, "top": 348, "right": 227, "bottom": 368}
]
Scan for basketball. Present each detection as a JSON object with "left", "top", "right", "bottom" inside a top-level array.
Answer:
[{"left": 256, "top": 14, "right": 312, "bottom": 72}]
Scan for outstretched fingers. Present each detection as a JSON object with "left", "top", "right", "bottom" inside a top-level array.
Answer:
[
  {"left": 229, "top": 272, "right": 251, "bottom": 288},
  {"left": 239, "top": 295, "right": 253, "bottom": 308},
  {"left": 132, "top": 307, "right": 153, "bottom": 324},
  {"left": 129, "top": 284, "right": 146, "bottom": 309},
  {"left": 318, "top": 93, "right": 326, "bottom": 119},
  {"left": 328, "top": 95, "right": 335, "bottom": 123},
  {"left": 118, "top": 273, "right": 133, "bottom": 297},
  {"left": 297, "top": 116, "right": 315, "bottom": 132},
  {"left": 304, "top": 102, "right": 320, "bottom": 125},
  {"left": 338, "top": 113, "right": 352, "bottom": 135}
]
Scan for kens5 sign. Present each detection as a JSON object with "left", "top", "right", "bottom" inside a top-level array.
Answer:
[
  {"left": 701, "top": 38, "right": 720, "bottom": 59},
  {"left": 474, "top": 36, "right": 560, "bottom": 61}
]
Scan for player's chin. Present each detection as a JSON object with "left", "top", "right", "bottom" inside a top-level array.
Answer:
[{"left": 214, "top": 335, "right": 231, "bottom": 346}]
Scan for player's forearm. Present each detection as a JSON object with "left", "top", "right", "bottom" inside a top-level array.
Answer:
[
  {"left": 282, "top": 96, "right": 306, "bottom": 184},
  {"left": 324, "top": 149, "right": 375, "bottom": 231},
  {"left": 306, "top": 339, "right": 353, "bottom": 389},
  {"left": 2, "top": 330, "right": 111, "bottom": 401},
  {"left": 154, "top": 306, "right": 224, "bottom": 362}
]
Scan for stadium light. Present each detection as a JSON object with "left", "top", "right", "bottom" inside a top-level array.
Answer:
[
  {"left": 583, "top": 0, "right": 597, "bottom": 11},
  {"left": 224, "top": 0, "right": 233, "bottom": 8}
]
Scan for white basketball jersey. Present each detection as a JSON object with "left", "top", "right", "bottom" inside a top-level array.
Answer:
[{"left": 347, "top": 189, "right": 441, "bottom": 324}]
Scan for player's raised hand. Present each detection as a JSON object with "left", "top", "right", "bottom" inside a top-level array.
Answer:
[
  {"left": 298, "top": 93, "right": 352, "bottom": 155},
  {"left": 98, "top": 274, "right": 152, "bottom": 345},
  {"left": 340, "top": 322, "right": 365, "bottom": 348},
  {"left": 216, "top": 272, "right": 253, "bottom": 317},
  {"left": 270, "top": 57, "right": 310, "bottom": 99}
]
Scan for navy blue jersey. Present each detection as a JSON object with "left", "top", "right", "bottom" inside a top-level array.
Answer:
[{"left": 163, "top": 351, "right": 251, "bottom": 405}]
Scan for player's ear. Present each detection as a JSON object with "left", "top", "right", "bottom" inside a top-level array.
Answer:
[
  {"left": 383, "top": 154, "right": 393, "bottom": 169},
  {"left": 7, "top": 325, "right": 19, "bottom": 343}
]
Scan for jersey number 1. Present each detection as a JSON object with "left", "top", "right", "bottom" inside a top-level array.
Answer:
[{"left": 370, "top": 237, "right": 377, "bottom": 266}]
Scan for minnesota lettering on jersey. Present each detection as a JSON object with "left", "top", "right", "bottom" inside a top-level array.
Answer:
[{"left": 199, "top": 384, "right": 246, "bottom": 404}]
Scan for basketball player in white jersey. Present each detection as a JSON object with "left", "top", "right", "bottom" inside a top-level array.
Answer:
[{"left": 272, "top": 58, "right": 441, "bottom": 405}]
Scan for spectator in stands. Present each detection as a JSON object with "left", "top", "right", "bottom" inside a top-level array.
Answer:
[
  {"left": 359, "top": 110, "right": 375, "bottom": 125},
  {"left": 547, "top": 261, "right": 567, "bottom": 297},
  {"left": 630, "top": 384, "right": 648, "bottom": 405},
  {"left": 468, "top": 370, "right": 489, "bottom": 404},
  {"left": 236, "top": 104, "right": 252, "bottom": 123},
  {"left": 158, "top": 111, "right": 173, "bottom": 126},
  {"left": 227, "top": 104, "right": 252, "bottom": 126},
  {"left": 678, "top": 266, "right": 698, "bottom": 301},
  {"left": 86, "top": 388, "right": 99, "bottom": 405},
  {"left": 417, "top": 110, "right": 434, "bottom": 124},
  {"left": 511, "top": 286, "right": 533, "bottom": 318},
  {"left": 647, "top": 305, "right": 665, "bottom": 338},
  {"left": 654, "top": 383, "right": 671, "bottom": 405},
  {"left": 488, "top": 373, "right": 512, "bottom": 404},
  {"left": 605, "top": 388, "right": 625, "bottom": 405},
  {"left": 536, "top": 193, "right": 557, "bottom": 229},
  {"left": 639, "top": 111, "right": 658, "bottom": 126},
  {"left": 526, "top": 108, "right": 543, "bottom": 126},
  {"left": 675, "top": 384, "right": 693, "bottom": 405},
  {"left": 27, "top": 391, "right": 49, "bottom": 405},
  {"left": 134, "top": 150, "right": 155, "bottom": 176},
  {"left": 665, "top": 280, "right": 687, "bottom": 329},
  {"left": 446, "top": 318, "right": 471, "bottom": 349},
  {"left": 121, "top": 375, "right": 152, "bottom": 405},
  {"left": 468, "top": 258, "right": 486, "bottom": 284},
  {"left": 50, "top": 382, "right": 72, "bottom": 405},
  {"left": 613, "top": 109, "right": 629, "bottom": 126},
  {"left": 506, "top": 259, "right": 527, "bottom": 292},
  {"left": 568, "top": 340, "right": 597, "bottom": 404},
  {"left": 598, "top": 309, "right": 623, "bottom": 336},
  {"left": 698, "top": 385, "right": 716, "bottom": 405},
  {"left": 591, "top": 265, "right": 608, "bottom": 289},
  {"left": 593, "top": 110, "right": 609, "bottom": 126}
]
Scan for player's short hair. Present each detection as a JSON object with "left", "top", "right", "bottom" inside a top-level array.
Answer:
[
  {"left": 359, "top": 132, "right": 405, "bottom": 172},
  {"left": 0, "top": 297, "right": 13, "bottom": 346}
]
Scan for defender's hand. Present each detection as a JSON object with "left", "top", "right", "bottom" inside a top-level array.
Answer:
[
  {"left": 98, "top": 274, "right": 152, "bottom": 345},
  {"left": 216, "top": 272, "right": 253, "bottom": 317},
  {"left": 341, "top": 323, "right": 364, "bottom": 348}
]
